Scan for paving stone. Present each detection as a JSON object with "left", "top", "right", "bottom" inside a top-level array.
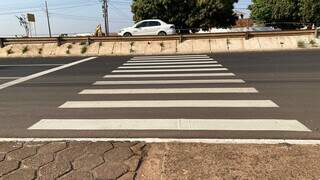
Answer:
[
  {"left": 113, "top": 142, "right": 138, "bottom": 148},
  {"left": 93, "top": 163, "right": 128, "bottom": 180},
  {"left": 0, "top": 142, "right": 22, "bottom": 153},
  {"left": 104, "top": 147, "right": 134, "bottom": 163},
  {"left": 38, "top": 142, "right": 67, "bottom": 154},
  {"left": 130, "top": 142, "right": 146, "bottom": 155},
  {"left": 6, "top": 146, "right": 37, "bottom": 161},
  {"left": 125, "top": 156, "right": 141, "bottom": 172},
  {"left": 22, "top": 153, "right": 54, "bottom": 169},
  {"left": 38, "top": 161, "right": 72, "bottom": 180},
  {"left": 24, "top": 141, "right": 48, "bottom": 147},
  {"left": 118, "top": 172, "right": 136, "bottom": 180},
  {"left": 58, "top": 171, "right": 93, "bottom": 180},
  {"left": 0, "top": 160, "right": 20, "bottom": 177},
  {"left": 73, "top": 154, "right": 104, "bottom": 171},
  {"left": 69, "top": 141, "right": 91, "bottom": 148},
  {"left": 85, "top": 142, "right": 113, "bottom": 155},
  {"left": 56, "top": 146, "right": 87, "bottom": 162},
  {"left": 0, "top": 153, "right": 5, "bottom": 162},
  {"left": 1, "top": 168, "right": 36, "bottom": 180}
]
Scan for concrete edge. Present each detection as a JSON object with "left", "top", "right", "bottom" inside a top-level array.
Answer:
[{"left": 0, "top": 138, "right": 320, "bottom": 145}]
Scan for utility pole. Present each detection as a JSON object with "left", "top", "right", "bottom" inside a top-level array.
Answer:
[
  {"left": 45, "top": 1, "right": 52, "bottom": 37},
  {"left": 102, "top": 0, "right": 109, "bottom": 36}
]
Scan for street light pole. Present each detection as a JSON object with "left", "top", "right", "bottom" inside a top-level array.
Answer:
[
  {"left": 102, "top": 0, "right": 109, "bottom": 36},
  {"left": 45, "top": 1, "right": 52, "bottom": 37}
]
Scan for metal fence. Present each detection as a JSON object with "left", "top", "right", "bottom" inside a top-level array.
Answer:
[{"left": 0, "top": 30, "right": 317, "bottom": 48}]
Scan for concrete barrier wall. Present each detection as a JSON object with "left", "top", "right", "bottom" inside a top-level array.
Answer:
[{"left": 0, "top": 34, "right": 318, "bottom": 58}]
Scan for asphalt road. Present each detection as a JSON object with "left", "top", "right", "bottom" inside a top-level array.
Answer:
[{"left": 0, "top": 50, "right": 320, "bottom": 139}]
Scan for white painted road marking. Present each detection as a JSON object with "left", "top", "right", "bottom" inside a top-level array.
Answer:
[
  {"left": 59, "top": 100, "right": 279, "bottom": 108},
  {"left": 0, "top": 64, "right": 64, "bottom": 67},
  {"left": 0, "top": 57, "right": 97, "bottom": 90},
  {"left": 93, "top": 79, "right": 245, "bottom": 85},
  {"left": 112, "top": 68, "right": 228, "bottom": 73},
  {"left": 79, "top": 88, "right": 259, "bottom": 94},
  {"left": 128, "top": 59, "right": 214, "bottom": 63},
  {"left": 28, "top": 119, "right": 309, "bottom": 132},
  {"left": 123, "top": 61, "right": 218, "bottom": 65},
  {"left": 0, "top": 77, "right": 21, "bottom": 80},
  {"left": 132, "top": 55, "right": 208, "bottom": 59},
  {"left": 104, "top": 73, "right": 235, "bottom": 78},
  {"left": 118, "top": 64, "right": 223, "bottom": 69}
]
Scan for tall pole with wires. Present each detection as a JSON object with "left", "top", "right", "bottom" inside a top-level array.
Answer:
[
  {"left": 45, "top": 1, "right": 52, "bottom": 37},
  {"left": 102, "top": 0, "right": 109, "bottom": 36}
]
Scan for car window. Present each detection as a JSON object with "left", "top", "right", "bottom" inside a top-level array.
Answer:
[
  {"left": 149, "top": 21, "right": 161, "bottom": 27},
  {"left": 136, "top": 22, "right": 149, "bottom": 28}
]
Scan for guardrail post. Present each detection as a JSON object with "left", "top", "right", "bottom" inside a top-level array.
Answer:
[
  {"left": 0, "top": 38, "right": 4, "bottom": 48},
  {"left": 86, "top": 37, "right": 91, "bottom": 45},
  {"left": 56, "top": 37, "right": 62, "bottom": 46},
  {"left": 245, "top": 32, "right": 250, "bottom": 40}
]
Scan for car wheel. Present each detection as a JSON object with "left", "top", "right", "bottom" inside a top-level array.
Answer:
[
  {"left": 158, "top": 31, "right": 167, "bottom": 36},
  {"left": 123, "top": 32, "right": 132, "bottom": 37}
]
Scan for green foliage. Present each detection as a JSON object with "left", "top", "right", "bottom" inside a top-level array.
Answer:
[
  {"left": 297, "top": 40, "right": 306, "bottom": 48},
  {"left": 6, "top": 48, "right": 13, "bottom": 55},
  {"left": 22, "top": 46, "right": 28, "bottom": 54},
  {"left": 81, "top": 46, "right": 87, "bottom": 54},
  {"left": 38, "top": 48, "right": 43, "bottom": 55},
  {"left": 132, "top": 0, "right": 238, "bottom": 30},
  {"left": 250, "top": 0, "right": 301, "bottom": 29},
  {"left": 299, "top": 0, "right": 320, "bottom": 25},
  {"left": 250, "top": 0, "right": 320, "bottom": 29}
]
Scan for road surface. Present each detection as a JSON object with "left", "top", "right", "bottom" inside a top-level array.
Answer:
[{"left": 0, "top": 50, "right": 320, "bottom": 139}]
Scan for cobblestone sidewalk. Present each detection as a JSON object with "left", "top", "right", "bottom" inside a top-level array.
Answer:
[{"left": 0, "top": 141, "right": 146, "bottom": 180}]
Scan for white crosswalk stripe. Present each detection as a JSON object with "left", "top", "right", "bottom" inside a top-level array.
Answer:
[
  {"left": 118, "top": 64, "right": 223, "bottom": 69},
  {"left": 59, "top": 100, "right": 279, "bottom": 108},
  {"left": 93, "top": 79, "right": 245, "bottom": 85},
  {"left": 123, "top": 61, "right": 218, "bottom": 65},
  {"left": 29, "top": 119, "right": 310, "bottom": 132},
  {"left": 104, "top": 73, "right": 235, "bottom": 78},
  {"left": 79, "top": 88, "right": 259, "bottom": 94},
  {"left": 112, "top": 68, "right": 228, "bottom": 73},
  {"left": 29, "top": 55, "right": 311, "bottom": 133}
]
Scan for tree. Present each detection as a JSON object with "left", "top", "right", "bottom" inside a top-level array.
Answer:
[
  {"left": 132, "top": 0, "right": 238, "bottom": 30},
  {"left": 249, "top": 0, "right": 301, "bottom": 29},
  {"left": 299, "top": 0, "right": 320, "bottom": 26}
]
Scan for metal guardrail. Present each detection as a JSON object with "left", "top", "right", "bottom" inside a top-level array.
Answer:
[{"left": 0, "top": 30, "right": 316, "bottom": 47}]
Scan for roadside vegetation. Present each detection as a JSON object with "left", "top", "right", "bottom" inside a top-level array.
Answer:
[
  {"left": 81, "top": 46, "right": 87, "bottom": 54},
  {"left": 297, "top": 40, "right": 306, "bottom": 48},
  {"left": 22, "top": 46, "right": 28, "bottom": 54},
  {"left": 249, "top": 0, "right": 320, "bottom": 29}
]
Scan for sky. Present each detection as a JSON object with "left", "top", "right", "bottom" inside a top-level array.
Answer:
[{"left": 0, "top": 0, "right": 251, "bottom": 37}]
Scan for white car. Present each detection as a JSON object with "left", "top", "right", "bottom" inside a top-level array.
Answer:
[{"left": 118, "top": 19, "right": 176, "bottom": 36}]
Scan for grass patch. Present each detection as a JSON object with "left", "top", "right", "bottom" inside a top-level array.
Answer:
[
  {"left": 309, "top": 40, "right": 317, "bottom": 47},
  {"left": 81, "top": 46, "right": 87, "bottom": 54},
  {"left": 6, "top": 48, "right": 13, "bottom": 55},
  {"left": 22, "top": 46, "right": 28, "bottom": 54},
  {"left": 38, "top": 48, "right": 43, "bottom": 55},
  {"left": 297, "top": 40, "right": 306, "bottom": 48}
]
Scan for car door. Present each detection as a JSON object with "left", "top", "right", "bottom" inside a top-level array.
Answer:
[
  {"left": 134, "top": 21, "right": 150, "bottom": 35},
  {"left": 148, "top": 21, "right": 162, "bottom": 35}
]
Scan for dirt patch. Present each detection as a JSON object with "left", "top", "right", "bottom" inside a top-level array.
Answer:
[{"left": 137, "top": 143, "right": 320, "bottom": 179}]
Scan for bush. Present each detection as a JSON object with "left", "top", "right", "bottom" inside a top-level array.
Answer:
[
  {"left": 81, "top": 46, "right": 87, "bottom": 54},
  {"left": 66, "top": 49, "right": 70, "bottom": 54},
  {"left": 297, "top": 40, "right": 306, "bottom": 48},
  {"left": 79, "top": 42, "right": 86, "bottom": 46},
  {"left": 6, "top": 49, "right": 13, "bottom": 55},
  {"left": 67, "top": 44, "right": 72, "bottom": 49},
  {"left": 309, "top": 40, "right": 317, "bottom": 47},
  {"left": 38, "top": 48, "right": 43, "bottom": 55},
  {"left": 22, "top": 46, "right": 28, "bottom": 54}
]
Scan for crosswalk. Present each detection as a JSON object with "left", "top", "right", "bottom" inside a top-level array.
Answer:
[{"left": 29, "top": 55, "right": 311, "bottom": 133}]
